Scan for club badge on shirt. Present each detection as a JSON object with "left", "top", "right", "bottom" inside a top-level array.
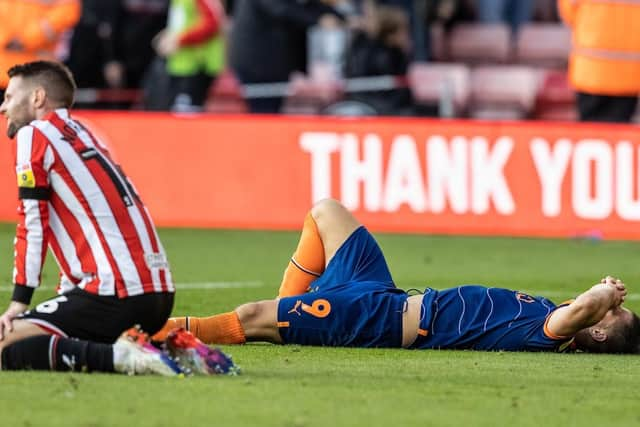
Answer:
[{"left": 16, "top": 164, "right": 35, "bottom": 188}]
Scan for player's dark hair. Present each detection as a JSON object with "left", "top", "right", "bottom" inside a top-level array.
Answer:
[
  {"left": 589, "top": 312, "right": 640, "bottom": 354},
  {"left": 7, "top": 61, "right": 76, "bottom": 108}
]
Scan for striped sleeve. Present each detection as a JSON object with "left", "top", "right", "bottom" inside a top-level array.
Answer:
[{"left": 12, "top": 126, "right": 52, "bottom": 304}]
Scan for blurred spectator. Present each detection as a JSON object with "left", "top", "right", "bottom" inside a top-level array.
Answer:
[
  {"left": 229, "top": 0, "right": 345, "bottom": 114},
  {"left": 223, "top": 0, "right": 236, "bottom": 15},
  {"left": 375, "top": 0, "right": 422, "bottom": 59},
  {"left": 153, "top": 0, "right": 226, "bottom": 112},
  {"left": 558, "top": 0, "right": 640, "bottom": 123},
  {"left": 421, "top": 0, "right": 467, "bottom": 60},
  {"left": 475, "top": 0, "right": 534, "bottom": 34},
  {"left": 533, "top": 0, "right": 560, "bottom": 22},
  {"left": 344, "top": 4, "right": 414, "bottom": 115},
  {"left": 67, "top": 0, "right": 169, "bottom": 108},
  {"left": 115, "top": 0, "right": 170, "bottom": 90},
  {"left": 0, "top": 0, "right": 81, "bottom": 96},
  {"left": 66, "top": 1, "right": 119, "bottom": 90}
]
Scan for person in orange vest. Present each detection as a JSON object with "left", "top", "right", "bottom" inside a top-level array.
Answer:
[
  {"left": 0, "top": 0, "right": 81, "bottom": 97},
  {"left": 558, "top": 0, "right": 640, "bottom": 123}
]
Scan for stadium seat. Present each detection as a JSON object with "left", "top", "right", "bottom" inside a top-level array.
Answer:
[
  {"left": 407, "top": 62, "right": 471, "bottom": 117},
  {"left": 469, "top": 66, "right": 540, "bottom": 120},
  {"left": 516, "top": 24, "right": 571, "bottom": 67},
  {"left": 448, "top": 23, "right": 512, "bottom": 64},
  {"left": 534, "top": 69, "right": 577, "bottom": 121},
  {"left": 205, "top": 69, "right": 248, "bottom": 114}
]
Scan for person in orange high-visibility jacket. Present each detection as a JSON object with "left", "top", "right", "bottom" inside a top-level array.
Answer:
[
  {"left": 0, "top": 0, "right": 81, "bottom": 91},
  {"left": 558, "top": 0, "right": 640, "bottom": 122}
]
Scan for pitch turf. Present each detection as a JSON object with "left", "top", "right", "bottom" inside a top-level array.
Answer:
[{"left": 1, "top": 223, "right": 639, "bottom": 427}]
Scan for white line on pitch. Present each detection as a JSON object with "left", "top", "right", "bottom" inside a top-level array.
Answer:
[
  {"left": 0, "top": 281, "right": 265, "bottom": 292},
  {"left": 177, "top": 281, "right": 264, "bottom": 289}
]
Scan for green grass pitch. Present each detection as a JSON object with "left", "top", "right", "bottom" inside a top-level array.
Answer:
[{"left": 1, "top": 223, "right": 639, "bottom": 427}]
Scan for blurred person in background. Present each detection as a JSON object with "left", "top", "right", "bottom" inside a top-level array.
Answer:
[
  {"left": 558, "top": 0, "right": 640, "bottom": 123},
  {"left": 343, "top": 2, "right": 414, "bottom": 115},
  {"left": 475, "top": 0, "right": 534, "bottom": 34},
  {"left": 229, "top": 0, "right": 345, "bottom": 114},
  {"left": 0, "top": 0, "right": 81, "bottom": 101},
  {"left": 153, "top": 0, "right": 226, "bottom": 112},
  {"left": 66, "top": 1, "right": 120, "bottom": 92},
  {"left": 67, "top": 1, "right": 169, "bottom": 109},
  {"left": 114, "top": 0, "right": 170, "bottom": 93}
]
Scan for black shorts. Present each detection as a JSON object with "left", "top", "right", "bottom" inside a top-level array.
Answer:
[{"left": 17, "top": 288, "right": 174, "bottom": 343}]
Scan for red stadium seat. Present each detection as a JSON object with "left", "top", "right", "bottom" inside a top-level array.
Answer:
[
  {"left": 205, "top": 69, "right": 248, "bottom": 114},
  {"left": 469, "top": 66, "right": 540, "bottom": 120},
  {"left": 448, "top": 23, "right": 512, "bottom": 64},
  {"left": 534, "top": 69, "right": 577, "bottom": 121},
  {"left": 408, "top": 62, "right": 471, "bottom": 117},
  {"left": 516, "top": 24, "right": 571, "bottom": 67}
]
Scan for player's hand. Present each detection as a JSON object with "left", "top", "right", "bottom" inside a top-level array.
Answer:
[
  {"left": 0, "top": 301, "right": 28, "bottom": 341},
  {"left": 599, "top": 275, "right": 627, "bottom": 306},
  {"left": 103, "top": 61, "right": 125, "bottom": 88},
  {"left": 153, "top": 30, "right": 179, "bottom": 57}
]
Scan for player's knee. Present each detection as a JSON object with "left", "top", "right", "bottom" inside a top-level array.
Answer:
[
  {"left": 0, "top": 331, "right": 22, "bottom": 352},
  {"left": 235, "top": 301, "right": 269, "bottom": 327},
  {"left": 235, "top": 300, "right": 278, "bottom": 336},
  {"left": 311, "top": 198, "right": 350, "bottom": 228},
  {"left": 235, "top": 301, "right": 260, "bottom": 323},
  {"left": 311, "top": 198, "right": 344, "bottom": 218}
]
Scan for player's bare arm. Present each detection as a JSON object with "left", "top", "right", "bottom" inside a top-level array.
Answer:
[{"left": 546, "top": 276, "right": 627, "bottom": 338}]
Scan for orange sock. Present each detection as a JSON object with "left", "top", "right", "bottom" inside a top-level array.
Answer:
[
  {"left": 278, "top": 212, "right": 325, "bottom": 298},
  {"left": 151, "top": 317, "right": 187, "bottom": 342},
  {"left": 152, "top": 312, "right": 246, "bottom": 345},
  {"left": 190, "top": 312, "right": 246, "bottom": 344}
]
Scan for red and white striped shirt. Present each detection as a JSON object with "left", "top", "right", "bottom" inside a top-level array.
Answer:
[{"left": 12, "top": 108, "right": 174, "bottom": 304}]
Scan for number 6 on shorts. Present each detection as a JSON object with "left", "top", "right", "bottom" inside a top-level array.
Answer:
[{"left": 35, "top": 296, "right": 69, "bottom": 314}]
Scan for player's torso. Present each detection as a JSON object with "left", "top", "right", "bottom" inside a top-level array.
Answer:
[
  {"left": 412, "top": 286, "right": 566, "bottom": 351},
  {"left": 25, "top": 111, "right": 173, "bottom": 296}
]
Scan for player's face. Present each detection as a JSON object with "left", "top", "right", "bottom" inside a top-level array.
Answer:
[
  {"left": 0, "top": 76, "right": 36, "bottom": 139},
  {"left": 595, "top": 306, "right": 633, "bottom": 330}
]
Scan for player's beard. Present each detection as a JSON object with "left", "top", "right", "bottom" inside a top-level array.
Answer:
[
  {"left": 6, "top": 120, "right": 22, "bottom": 139},
  {"left": 6, "top": 104, "right": 32, "bottom": 139}
]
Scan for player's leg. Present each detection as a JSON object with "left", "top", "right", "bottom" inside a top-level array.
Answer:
[
  {"left": 0, "top": 301, "right": 122, "bottom": 372},
  {"left": 0, "top": 290, "right": 179, "bottom": 374},
  {"left": 311, "top": 198, "right": 361, "bottom": 264},
  {"left": 151, "top": 299, "right": 281, "bottom": 345},
  {"left": 278, "top": 198, "right": 360, "bottom": 297},
  {"left": 0, "top": 318, "right": 50, "bottom": 353},
  {"left": 1, "top": 331, "right": 185, "bottom": 375},
  {"left": 151, "top": 199, "right": 362, "bottom": 343}
]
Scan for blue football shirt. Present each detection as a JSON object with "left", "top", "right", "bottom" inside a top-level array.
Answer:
[{"left": 409, "top": 285, "right": 574, "bottom": 351}]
